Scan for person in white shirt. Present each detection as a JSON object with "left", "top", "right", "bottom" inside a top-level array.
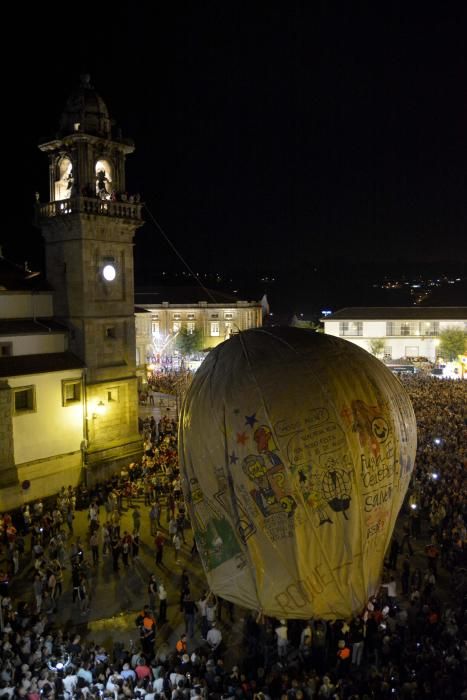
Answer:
[
  {"left": 158, "top": 582, "right": 168, "bottom": 624},
  {"left": 62, "top": 670, "right": 78, "bottom": 696},
  {"left": 169, "top": 670, "right": 185, "bottom": 688},
  {"left": 106, "top": 672, "right": 122, "bottom": 694},
  {"left": 153, "top": 675, "right": 166, "bottom": 694},
  {"left": 275, "top": 619, "right": 288, "bottom": 658},
  {"left": 206, "top": 621, "right": 222, "bottom": 651},
  {"left": 381, "top": 577, "right": 397, "bottom": 604},
  {"left": 173, "top": 533, "right": 182, "bottom": 563}
]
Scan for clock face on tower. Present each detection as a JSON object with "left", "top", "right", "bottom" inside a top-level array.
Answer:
[{"left": 102, "top": 263, "right": 116, "bottom": 281}]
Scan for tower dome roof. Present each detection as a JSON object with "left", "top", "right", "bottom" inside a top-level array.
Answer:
[{"left": 59, "top": 74, "right": 111, "bottom": 138}]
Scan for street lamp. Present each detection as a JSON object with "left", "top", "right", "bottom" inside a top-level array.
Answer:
[{"left": 92, "top": 400, "right": 106, "bottom": 419}]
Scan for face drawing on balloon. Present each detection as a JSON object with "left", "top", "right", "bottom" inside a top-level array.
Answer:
[
  {"left": 254, "top": 425, "right": 276, "bottom": 453},
  {"left": 351, "top": 400, "right": 386, "bottom": 457}
]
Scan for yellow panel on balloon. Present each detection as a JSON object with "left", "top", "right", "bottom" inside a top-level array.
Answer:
[{"left": 178, "top": 327, "right": 416, "bottom": 620}]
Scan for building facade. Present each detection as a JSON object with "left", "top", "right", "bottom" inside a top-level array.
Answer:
[
  {"left": 135, "top": 288, "right": 263, "bottom": 378},
  {"left": 0, "top": 263, "right": 86, "bottom": 509},
  {"left": 0, "top": 76, "right": 144, "bottom": 508},
  {"left": 323, "top": 307, "right": 467, "bottom": 361},
  {"left": 38, "top": 75, "right": 144, "bottom": 485}
]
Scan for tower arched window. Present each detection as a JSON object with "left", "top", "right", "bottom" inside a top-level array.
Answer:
[
  {"left": 95, "top": 159, "right": 114, "bottom": 199},
  {"left": 55, "top": 155, "right": 73, "bottom": 201}
]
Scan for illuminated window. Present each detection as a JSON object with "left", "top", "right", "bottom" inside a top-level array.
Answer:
[
  {"left": 339, "top": 321, "right": 363, "bottom": 336},
  {"left": 210, "top": 322, "right": 220, "bottom": 336},
  {"left": 13, "top": 386, "right": 36, "bottom": 414},
  {"left": 151, "top": 321, "right": 160, "bottom": 335},
  {"left": 62, "top": 380, "right": 82, "bottom": 406},
  {"left": 173, "top": 322, "right": 181, "bottom": 333},
  {"left": 0, "top": 342, "right": 12, "bottom": 357},
  {"left": 187, "top": 321, "right": 196, "bottom": 334},
  {"left": 400, "top": 323, "right": 411, "bottom": 336}
]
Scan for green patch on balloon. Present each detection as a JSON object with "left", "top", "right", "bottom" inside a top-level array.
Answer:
[{"left": 195, "top": 517, "right": 242, "bottom": 572}]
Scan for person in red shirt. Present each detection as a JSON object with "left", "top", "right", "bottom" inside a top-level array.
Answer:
[
  {"left": 155, "top": 531, "right": 165, "bottom": 567},
  {"left": 135, "top": 656, "right": 152, "bottom": 681}
]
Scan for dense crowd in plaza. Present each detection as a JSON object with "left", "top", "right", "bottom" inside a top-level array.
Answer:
[{"left": 0, "top": 375, "right": 466, "bottom": 699}]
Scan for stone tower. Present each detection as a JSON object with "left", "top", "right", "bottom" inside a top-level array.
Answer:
[{"left": 38, "top": 75, "right": 143, "bottom": 482}]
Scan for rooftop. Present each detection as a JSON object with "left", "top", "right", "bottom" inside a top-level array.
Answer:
[
  {"left": 135, "top": 286, "right": 260, "bottom": 305},
  {"left": 324, "top": 307, "right": 467, "bottom": 321},
  {"left": 0, "top": 319, "right": 68, "bottom": 336},
  {"left": 0, "top": 352, "right": 85, "bottom": 378}
]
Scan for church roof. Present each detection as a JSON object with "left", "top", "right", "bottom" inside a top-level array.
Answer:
[
  {"left": 0, "top": 352, "right": 85, "bottom": 378},
  {"left": 58, "top": 74, "right": 111, "bottom": 139}
]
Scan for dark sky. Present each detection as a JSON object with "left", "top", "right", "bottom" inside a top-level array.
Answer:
[{"left": 3, "top": 4, "right": 467, "bottom": 283}]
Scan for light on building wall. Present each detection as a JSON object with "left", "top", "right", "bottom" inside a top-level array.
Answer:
[
  {"left": 102, "top": 264, "right": 116, "bottom": 281},
  {"left": 92, "top": 400, "right": 106, "bottom": 419}
]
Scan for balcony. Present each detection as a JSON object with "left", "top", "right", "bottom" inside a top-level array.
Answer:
[{"left": 39, "top": 196, "right": 143, "bottom": 222}]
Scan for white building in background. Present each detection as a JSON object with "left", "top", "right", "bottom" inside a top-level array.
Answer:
[{"left": 323, "top": 307, "right": 467, "bottom": 362}]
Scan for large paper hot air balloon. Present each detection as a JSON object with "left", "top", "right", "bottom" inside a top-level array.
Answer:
[{"left": 179, "top": 327, "right": 416, "bottom": 620}]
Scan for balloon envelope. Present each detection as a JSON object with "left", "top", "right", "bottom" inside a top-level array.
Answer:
[{"left": 179, "top": 327, "right": 416, "bottom": 619}]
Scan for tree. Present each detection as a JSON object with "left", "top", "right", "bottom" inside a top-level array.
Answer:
[
  {"left": 174, "top": 327, "right": 204, "bottom": 356},
  {"left": 438, "top": 328, "right": 466, "bottom": 361},
  {"left": 369, "top": 338, "right": 385, "bottom": 357}
]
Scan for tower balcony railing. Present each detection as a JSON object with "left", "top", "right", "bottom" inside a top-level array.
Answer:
[{"left": 39, "top": 196, "right": 143, "bottom": 221}]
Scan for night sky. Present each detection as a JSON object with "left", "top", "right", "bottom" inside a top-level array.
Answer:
[{"left": 3, "top": 5, "right": 467, "bottom": 310}]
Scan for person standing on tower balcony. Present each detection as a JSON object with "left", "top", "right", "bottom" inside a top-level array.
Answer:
[{"left": 96, "top": 169, "right": 110, "bottom": 199}]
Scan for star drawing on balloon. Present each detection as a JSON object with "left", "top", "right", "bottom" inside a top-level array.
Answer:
[
  {"left": 236, "top": 432, "right": 248, "bottom": 446},
  {"left": 245, "top": 413, "right": 258, "bottom": 428}
]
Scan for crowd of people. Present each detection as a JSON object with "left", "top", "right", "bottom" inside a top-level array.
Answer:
[
  {"left": 0, "top": 375, "right": 465, "bottom": 699},
  {"left": 144, "top": 371, "right": 193, "bottom": 398}
]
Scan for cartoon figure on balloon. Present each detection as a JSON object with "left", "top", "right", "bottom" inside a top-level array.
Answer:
[
  {"left": 242, "top": 449, "right": 297, "bottom": 521},
  {"left": 351, "top": 400, "right": 391, "bottom": 457},
  {"left": 319, "top": 454, "right": 353, "bottom": 521},
  {"left": 188, "top": 478, "right": 242, "bottom": 571}
]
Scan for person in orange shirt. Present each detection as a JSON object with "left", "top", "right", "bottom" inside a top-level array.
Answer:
[{"left": 175, "top": 632, "right": 187, "bottom": 657}]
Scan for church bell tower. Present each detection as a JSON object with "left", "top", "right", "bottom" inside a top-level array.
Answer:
[{"left": 38, "top": 75, "right": 143, "bottom": 482}]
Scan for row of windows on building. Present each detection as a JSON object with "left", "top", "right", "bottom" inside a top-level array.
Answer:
[
  {"left": 152, "top": 312, "right": 236, "bottom": 321},
  {"left": 339, "top": 321, "right": 446, "bottom": 337},
  {"left": 151, "top": 320, "right": 237, "bottom": 337},
  {"left": 11, "top": 381, "right": 119, "bottom": 415}
]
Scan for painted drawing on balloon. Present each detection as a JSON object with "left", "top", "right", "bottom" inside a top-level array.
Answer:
[{"left": 188, "top": 477, "right": 242, "bottom": 571}]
